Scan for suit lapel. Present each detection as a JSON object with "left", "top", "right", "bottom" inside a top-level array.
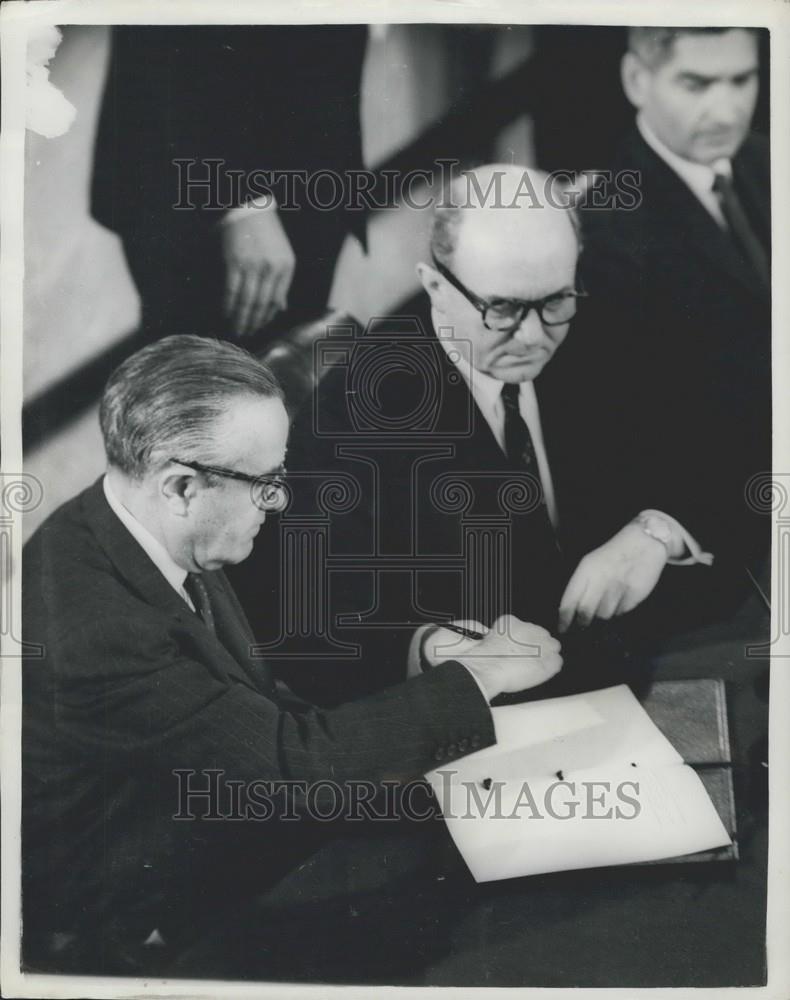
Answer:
[
  {"left": 82, "top": 478, "right": 266, "bottom": 691},
  {"left": 627, "top": 130, "right": 765, "bottom": 298},
  {"left": 435, "top": 338, "right": 565, "bottom": 525},
  {"left": 203, "top": 571, "right": 275, "bottom": 694},
  {"left": 434, "top": 344, "right": 564, "bottom": 626},
  {"left": 732, "top": 140, "right": 771, "bottom": 249},
  {"left": 434, "top": 341, "right": 506, "bottom": 469}
]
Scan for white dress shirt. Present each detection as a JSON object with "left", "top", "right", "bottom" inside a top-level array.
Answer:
[
  {"left": 637, "top": 113, "right": 730, "bottom": 229},
  {"left": 102, "top": 475, "right": 195, "bottom": 611},
  {"left": 436, "top": 338, "right": 560, "bottom": 529}
]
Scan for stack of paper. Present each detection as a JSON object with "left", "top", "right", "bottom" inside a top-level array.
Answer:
[{"left": 426, "top": 685, "right": 731, "bottom": 882}]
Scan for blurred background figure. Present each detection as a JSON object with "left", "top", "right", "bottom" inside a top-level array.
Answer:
[
  {"left": 576, "top": 27, "right": 771, "bottom": 629},
  {"left": 91, "top": 25, "right": 368, "bottom": 342}
]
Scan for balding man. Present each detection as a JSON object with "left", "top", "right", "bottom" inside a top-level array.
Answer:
[
  {"left": 244, "top": 164, "right": 701, "bottom": 703},
  {"left": 579, "top": 27, "right": 770, "bottom": 624}
]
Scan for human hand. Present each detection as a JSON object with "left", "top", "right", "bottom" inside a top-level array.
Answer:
[
  {"left": 558, "top": 521, "right": 668, "bottom": 633},
  {"left": 453, "top": 615, "right": 562, "bottom": 702},
  {"left": 421, "top": 620, "right": 488, "bottom": 668},
  {"left": 222, "top": 209, "right": 296, "bottom": 337}
]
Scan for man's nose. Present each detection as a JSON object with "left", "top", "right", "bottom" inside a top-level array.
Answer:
[{"left": 512, "top": 306, "right": 545, "bottom": 346}]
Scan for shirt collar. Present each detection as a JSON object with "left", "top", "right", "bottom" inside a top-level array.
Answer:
[
  {"left": 437, "top": 337, "right": 508, "bottom": 407},
  {"left": 637, "top": 113, "right": 730, "bottom": 197},
  {"left": 103, "top": 474, "right": 190, "bottom": 600},
  {"left": 432, "top": 323, "right": 559, "bottom": 527}
]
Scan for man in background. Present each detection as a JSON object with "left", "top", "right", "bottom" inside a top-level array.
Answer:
[
  {"left": 579, "top": 27, "right": 771, "bottom": 623},
  {"left": 91, "top": 26, "right": 367, "bottom": 341}
]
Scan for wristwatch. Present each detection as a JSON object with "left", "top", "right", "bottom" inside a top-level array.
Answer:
[{"left": 634, "top": 511, "right": 674, "bottom": 554}]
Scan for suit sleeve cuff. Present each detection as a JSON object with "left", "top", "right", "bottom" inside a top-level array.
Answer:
[
  {"left": 408, "top": 625, "right": 492, "bottom": 704},
  {"left": 221, "top": 193, "right": 278, "bottom": 225},
  {"left": 414, "top": 660, "right": 497, "bottom": 765}
]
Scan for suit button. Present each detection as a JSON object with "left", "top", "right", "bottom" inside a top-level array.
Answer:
[
  {"left": 447, "top": 742, "right": 458, "bottom": 756},
  {"left": 470, "top": 734, "right": 481, "bottom": 749},
  {"left": 458, "top": 738, "right": 470, "bottom": 752},
  {"left": 434, "top": 746, "right": 446, "bottom": 761}
]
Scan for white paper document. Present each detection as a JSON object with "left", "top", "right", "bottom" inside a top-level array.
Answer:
[{"left": 426, "top": 685, "right": 731, "bottom": 883}]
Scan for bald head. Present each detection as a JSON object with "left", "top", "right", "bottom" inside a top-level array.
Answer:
[
  {"left": 420, "top": 165, "right": 582, "bottom": 383},
  {"left": 431, "top": 165, "right": 580, "bottom": 284}
]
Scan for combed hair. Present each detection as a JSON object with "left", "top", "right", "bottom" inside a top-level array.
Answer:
[
  {"left": 628, "top": 27, "right": 758, "bottom": 69},
  {"left": 99, "top": 335, "right": 284, "bottom": 479}
]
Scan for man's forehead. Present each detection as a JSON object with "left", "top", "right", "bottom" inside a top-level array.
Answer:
[
  {"left": 454, "top": 207, "right": 578, "bottom": 291},
  {"left": 665, "top": 30, "right": 759, "bottom": 76}
]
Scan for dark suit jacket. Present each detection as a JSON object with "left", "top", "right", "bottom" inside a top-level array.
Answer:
[
  {"left": 22, "top": 478, "right": 493, "bottom": 959},
  {"left": 91, "top": 26, "right": 368, "bottom": 329},
  {"left": 231, "top": 317, "right": 626, "bottom": 704},
  {"left": 578, "top": 129, "right": 771, "bottom": 614}
]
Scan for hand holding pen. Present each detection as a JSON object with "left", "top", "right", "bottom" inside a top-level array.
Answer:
[
  {"left": 421, "top": 616, "right": 563, "bottom": 700},
  {"left": 441, "top": 622, "right": 487, "bottom": 641}
]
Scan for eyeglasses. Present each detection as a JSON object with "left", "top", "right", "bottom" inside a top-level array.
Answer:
[
  {"left": 431, "top": 254, "right": 587, "bottom": 334},
  {"left": 170, "top": 458, "right": 288, "bottom": 510}
]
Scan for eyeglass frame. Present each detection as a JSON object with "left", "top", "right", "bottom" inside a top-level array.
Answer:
[
  {"left": 430, "top": 253, "right": 588, "bottom": 333},
  {"left": 169, "top": 458, "right": 288, "bottom": 508}
]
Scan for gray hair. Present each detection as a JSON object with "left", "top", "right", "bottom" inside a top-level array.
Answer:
[
  {"left": 99, "top": 335, "right": 284, "bottom": 479},
  {"left": 627, "top": 27, "right": 758, "bottom": 70}
]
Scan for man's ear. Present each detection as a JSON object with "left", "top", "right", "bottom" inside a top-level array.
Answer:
[
  {"left": 416, "top": 261, "right": 448, "bottom": 315},
  {"left": 160, "top": 470, "right": 197, "bottom": 517},
  {"left": 621, "top": 51, "right": 649, "bottom": 110}
]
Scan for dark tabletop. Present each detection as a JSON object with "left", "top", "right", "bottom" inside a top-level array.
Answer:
[{"left": 167, "top": 594, "right": 770, "bottom": 988}]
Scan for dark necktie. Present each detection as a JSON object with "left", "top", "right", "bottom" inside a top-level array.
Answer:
[
  {"left": 500, "top": 382, "right": 557, "bottom": 532},
  {"left": 184, "top": 572, "right": 216, "bottom": 633},
  {"left": 501, "top": 382, "right": 538, "bottom": 469},
  {"left": 712, "top": 170, "right": 770, "bottom": 288},
  {"left": 501, "top": 382, "right": 540, "bottom": 470},
  {"left": 499, "top": 383, "right": 559, "bottom": 624}
]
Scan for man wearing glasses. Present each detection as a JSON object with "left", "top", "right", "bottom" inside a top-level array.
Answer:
[
  {"left": 22, "top": 333, "right": 562, "bottom": 976},
  {"left": 271, "top": 164, "right": 709, "bottom": 703}
]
